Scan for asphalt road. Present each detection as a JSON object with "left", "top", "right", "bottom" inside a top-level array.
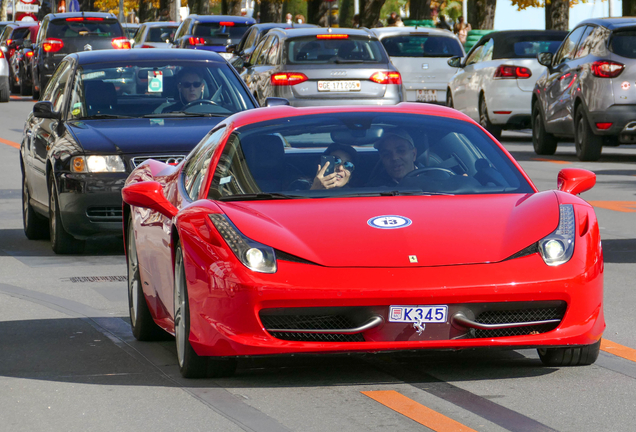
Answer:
[{"left": 1, "top": 96, "right": 636, "bottom": 432}]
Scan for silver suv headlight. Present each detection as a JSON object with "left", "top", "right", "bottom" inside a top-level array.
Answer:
[{"left": 538, "top": 204, "right": 575, "bottom": 266}]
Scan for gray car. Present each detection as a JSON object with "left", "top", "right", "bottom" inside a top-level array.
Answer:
[
  {"left": 533, "top": 18, "right": 636, "bottom": 161},
  {"left": 0, "top": 47, "right": 9, "bottom": 102},
  {"left": 241, "top": 27, "right": 404, "bottom": 106}
]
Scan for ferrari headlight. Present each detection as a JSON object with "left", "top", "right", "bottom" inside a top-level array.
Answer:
[
  {"left": 209, "top": 214, "right": 277, "bottom": 273},
  {"left": 71, "top": 155, "right": 126, "bottom": 173},
  {"left": 539, "top": 204, "right": 575, "bottom": 266}
]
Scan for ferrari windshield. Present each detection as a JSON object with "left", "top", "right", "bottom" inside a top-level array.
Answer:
[
  {"left": 67, "top": 61, "right": 255, "bottom": 120},
  {"left": 206, "top": 113, "right": 534, "bottom": 200}
]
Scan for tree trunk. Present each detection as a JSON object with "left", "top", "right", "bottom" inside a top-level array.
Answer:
[
  {"left": 409, "top": 0, "right": 432, "bottom": 20},
  {"left": 260, "top": 0, "right": 284, "bottom": 23},
  {"left": 339, "top": 0, "right": 353, "bottom": 28},
  {"left": 138, "top": 0, "right": 151, "bottom": 23},
  {"left": 467, "top": 0, "right": 496, "bottom": 30},
  {"left": 1, "top": 0, "right": 8, "bottom": 21},
  {"left": 545, "top": 0, "right": 568, "bottom": 31},
  {"left": 624, "top": 0, "right": 636, "bottom": 16},
  {"left": 307, "top": 0, "right": 331, "bottom": 26},
  {"left": 359, "top": 0, "right": 386, "bottom": 28}
]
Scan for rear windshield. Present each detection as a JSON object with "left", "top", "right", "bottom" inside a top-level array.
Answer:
[
  {"left": 495, "top": 34, "right": 566, "bottom": 59},
  {"left": 10, "top": 27, "right": 31, "bottom": 40},
  {"left": 49, "top": 19, "right": 123, "bottom": 38},
  {"left": 287, "top": 36, "right": 387, "bottom": 64},
  {"left": 513, "top": 40, "right": 562, "bottom": 57},
  {"left": 610, "top": 30, "right": 636, "bottom": 58},
  {"left": 193, "top": 22, "right": 250, "bottom": 41},
  {"left": 381, "top": 35, "right": 463, "bottom": 58},
  {"left": 147, "top": 26, "right": 178, "bottom": 42}
]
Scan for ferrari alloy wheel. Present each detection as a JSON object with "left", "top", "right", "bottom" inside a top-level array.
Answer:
[
  {"left": 48, "top": 174, "right": 84, "bottom": 254},
  {"left": 174, "top": 243, "right": 236, "bottom": 378},
  {"left": 574, "top": 107, "right": 603, "bottom": 161},
  {"left": 127, "top": 215, "right": 164, "bottom": 340},
  {"left": 22, "top": 172, "right": 48, "bottom": 239},
  {"left": 538, "top": 339, "right": 601, "bottom": 366},
  {"left": 446, "top": 89, "right": 453, "bottom": 108},
  {"left": 479, "top": 94, "right": 502, "bottom": 141},
  {"left": 532, "top": 103, "right": 558, "bottom": 155}
]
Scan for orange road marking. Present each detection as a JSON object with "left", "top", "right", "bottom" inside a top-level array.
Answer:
[
  {"left": 588, "top": 201, "right": 636, "bottom": 213},
  {"left": 0, "top": 137, "right": 20, "bottom": 149},
  {"left": 531, "top": 158, "right": 571, "bottom": 165},
  {"left": 601, "top": 339, "right": 636, "bottom": 362},
  {"left": 362, "top": 390, "right": 478, "bottom": 432}
]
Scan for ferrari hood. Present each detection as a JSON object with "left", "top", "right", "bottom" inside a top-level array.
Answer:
[
  {"left": 218, "top": 192, "right": 560, "bottom": 268},
  {"left": 67, "top": 117, "right": 222, "bottom": 154}
]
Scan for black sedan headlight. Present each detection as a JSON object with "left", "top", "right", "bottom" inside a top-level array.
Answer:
[{"left": 71, "top": 155, "right": 126, "bottom": 173}]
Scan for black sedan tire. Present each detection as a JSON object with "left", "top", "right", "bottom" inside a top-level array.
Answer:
[
  {"left": 479, "top": 93, "right": 502, "bottom": 141},
  {"left": 20, "top": 67, "right": 32, "bottom": 96},
  {"left": 446, "top": 89, "right": 453, "bottom": 108},
  {"left": 127, "top": 215, "right": 166, "bottom": 341},
  {"left": 532, "top": 103, "right": 558, "bottom": 155},
  {"left": 574, "top": 107, "right": 603, "bottom": 161},
  {"left": 22, "top": 172, "right": 48, "bottom": 239},
  {"left": 174, "top": 243, "right": 236, "bottom": 378},
  {"left": 48, "top": 174, "right": 85, "bottom": 254},
  {"left": 0, "top": 76, "right": 9, "bottom": 102},
  {"left": 31, "top": 74, "right": 40, "bottom": 100},
  {"left": 538, "top": 339, "right": 601, "bottom": 366}
]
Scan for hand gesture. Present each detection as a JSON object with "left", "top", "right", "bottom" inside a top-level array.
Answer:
[{"left": 311, "top": 162, "right": 339, "bottom": 190}]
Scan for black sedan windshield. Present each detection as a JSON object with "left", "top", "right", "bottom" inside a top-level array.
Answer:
[
  {"left": 67, "top": 61, "right": 255, "bottom": 120},
  {"left": 206, "top": 113, "right": 534, "bottom": 200}
]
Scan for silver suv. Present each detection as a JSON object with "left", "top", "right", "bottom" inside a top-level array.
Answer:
[
  {"left": 241, "top": 28, "right": 404, "bottom": 106},
  {"left": 532, "top": 18, "right": 636, "bottom": 161}
]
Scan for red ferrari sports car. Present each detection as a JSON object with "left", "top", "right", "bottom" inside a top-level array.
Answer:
[{"left": 122, "top": 103, "right": 604, "bottom": 378}]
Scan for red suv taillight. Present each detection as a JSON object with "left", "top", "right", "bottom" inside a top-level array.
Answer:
[
  {"left": 111, "top": 37, "right": 131, "bottom": 49},
  {"left": 140, "top": 44, "right": 154, "bottom": 48},
  {"left": 0, "top": 51, "right": 3, "bottom": 58},
  {"left": 26, "top": 51, "right": 34, "bottom": 57},
  {"left": 494, "top": 65, "right": 532, "bottom": 79},
  {"left": 370, "top": 71, "right": 402, "bottom": 85},
  {"left": 271, "top": 72, "right": 308, "bottom": 86},
  {"left": 591, "top": 60, "right": 624, "bottom": 78},
  {"left": 42, "top": 38, "right": 64, "bottom": 53},
  {"left": 188, "top": 37, "right": 205, "bottom": 46}
]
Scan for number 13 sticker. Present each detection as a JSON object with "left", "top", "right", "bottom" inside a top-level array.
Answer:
[{"left": 368, "top": 215, "right": 412, "bottom": 229}]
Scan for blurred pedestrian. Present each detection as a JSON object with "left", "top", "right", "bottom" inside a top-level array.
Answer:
[
  {"left": 436, "top": 15, "right": 451, "bottom": 31},
  {"left": 454, "top": 16, "right": 472, "bottom": 44},
  {"left": 352, "top": 14, "right": 360, "bottom": 28},
  {"left": 294, "top": 14, "right": 305, "bottom": 24},
  {"left": 286, "top": 13, "right": 293, "bottom": 24}
]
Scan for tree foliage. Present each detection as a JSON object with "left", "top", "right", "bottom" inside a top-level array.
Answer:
[{"left": 510, "top": 0, "right": 588, "bottom": 11}]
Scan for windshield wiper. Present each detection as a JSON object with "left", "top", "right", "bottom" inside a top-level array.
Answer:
[
  {"left": 219, "top": 193, "right": 303, "bottom": 202},
  {"left": 142, "top": 112, "right": 228, "bottom": 118},
  {"left": 80, "top": 114, "right": 136, "bottom": 119},
  {"left": 337, "top": 190, "right": 455, "bottom": 198}
]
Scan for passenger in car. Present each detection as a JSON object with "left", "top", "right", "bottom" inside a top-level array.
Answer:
[
  {"left": 311, "top": 143, "right": 357, "bottom": 190},
  {"left": 366, "top": 130, "right": 418, "bottom": 186},
  {"left": 161, "top": 68, "right": 207, "bottom": 113}
]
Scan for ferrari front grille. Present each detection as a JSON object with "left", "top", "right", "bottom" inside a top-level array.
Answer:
[
  {"left": 461, "top": 305, "right": 567, "bottom": 338},
  {"left": 86, "top": 206, "right": 123, "bottom": 222},
  {"left": 269, "top": 332, "right": 365, "bottom": 342},
  {"left": 130, "top": 155, "right": 186, "bottom": 168}
]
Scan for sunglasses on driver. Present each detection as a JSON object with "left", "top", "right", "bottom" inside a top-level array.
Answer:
[{"left": 180, "top": 81, "right": 203, "bottom": 88}]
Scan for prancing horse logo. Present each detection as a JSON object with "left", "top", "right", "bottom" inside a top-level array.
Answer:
[{"left": 84, "top": 44, "right": 92, "bottom": 51}]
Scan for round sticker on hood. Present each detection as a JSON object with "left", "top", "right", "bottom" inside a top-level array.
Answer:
[{"left": 368, "top": 215, "right": 412, "bottom": 229}]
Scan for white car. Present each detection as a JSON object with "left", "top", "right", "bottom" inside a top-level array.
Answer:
[
  {"left": 131, "top": 22, "right": 179, "bottom": 49},
  {"left": 0, "top": 47, "right": 9, "bottom": 102},
  {"left": 446, "top": 30, "right": 567, "bottom": 139},
  {"left": 372, "top": 27, "right": 464, "bottom": 105}
]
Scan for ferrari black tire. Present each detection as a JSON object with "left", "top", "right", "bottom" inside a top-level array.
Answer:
[
  {"left": 174, "top": 243, "right": 236, "bottom": 378},
  {"left": 479, "top": 93, "right": 502, "bottom": 141},
  {"left": 22, "top": 172, "right": 48, "bottom": 239},
  {"left": 574, "top": 106, "right": 603, "bottom": 161},
  {"left": 48, "top": 174, "right": 85, "bottom": 254},
  {"left": 446, "top": 89, "right": 453, "bottom": 108},
  {"left": 538, "top": 339, "right": 601, "bottom": 366},
  {"left": 0, "top": 76, "right": 9, "bottom": 102},
  {"left": 532, "top": 103, "right": 558, "bottom": 155},
  {"left": 127, "top": 215, "right": 165, "bottom": 341}
]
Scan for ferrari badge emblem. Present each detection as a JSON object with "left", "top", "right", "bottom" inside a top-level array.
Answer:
[
  {"left": 413, "top": 318, "right": 426, "bottom": 335},
  {"left": 84, "top": 44, "right": 92, "bottom": 51},
  {"left": 409, "top": 255, "right": 418, "bottom": 263}
]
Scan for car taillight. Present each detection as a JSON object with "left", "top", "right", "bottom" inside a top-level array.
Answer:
[
  {"left": 271, "top": 72, "right": 308, "bottom": 86},
  {"left": 596, "top": 122, "right": 613, "bottom": 130},
  {"left": 42, "top": 38, "right": 63, "bottom": 53},
  {"left": 316, "top": 34, "right": 348, "bottom": 39},
  {"left": 188, "top": 37, "right": 205, "bottom": 45},
  {"left": 494, "top": 65, "right": 532, "bottom": 79},
  {"left": 0, "top": 51, "right": 3, "bottom": 58},
  {"left": 111, "top": 37, "right": 131, "bottom": 49},
  {"left": 26, "top": 51, "right": 34, "bottom": 57},
  {"left": 6, "top": 39, "right": 12, "bottom": 46},
  {"left": 219, "top": 21, "right": 235, "bottom": 26},
  {"left": 370, "top": 71, "right": 402, "bottom": 85},
  {"left": 591, "top": 60, "right": 624, "bottom": 78},
  {"left": 66, "top": 17, "right": 104, "bottom": 21}
]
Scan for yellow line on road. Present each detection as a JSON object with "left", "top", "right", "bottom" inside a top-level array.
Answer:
[
  {"left": 601, "top": 339, "right": 636, "bottom": 362},
  {"left": 362, "top": 390, "right": 478, "bottom": 432},
  {"left": 0, "top": 137, "right": 20, "bottom": 149},
  {"left": 588, "top": 201, "right": 636, "bottom": 213},
  {"left": 532, "top": 158, "right": 571, "bottom": 165}
]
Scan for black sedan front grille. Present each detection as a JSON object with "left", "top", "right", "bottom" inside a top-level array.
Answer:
[
  {"left": 86, "top": 206, "right": 123, "bottom": 222},
  {"left": 130, "top": 155, "right": 186, "bottom": 169},
  {"left": 473, "top": 305, "right": 566, "bottom": 338}
]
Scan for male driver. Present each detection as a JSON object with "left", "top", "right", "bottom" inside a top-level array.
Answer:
[{"left": 367, "top": 129, "right": 418, "bottom": 186}]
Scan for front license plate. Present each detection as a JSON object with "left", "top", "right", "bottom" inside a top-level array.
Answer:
[
  {"left": 416, "top": 89, "right": 437, "bottom": 102},
  {"left": 389, "top": 305, "right": 448, "bottom": 323},
  {"left": 317, "top": 80, "right": 361, "bottom": 92}
]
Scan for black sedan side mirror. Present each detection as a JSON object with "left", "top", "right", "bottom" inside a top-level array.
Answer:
[
  {"left": 33, "top": 101, "right": 61, "bottom": 120},
  {"left": 265, "top": 97, "right": 290, "bottom": 107},
  {"left": 447, "top": 56, "right": 463, "bottom": 68},
  {"left": 537, "top": 52, "right": 553, "bottom": 68}
]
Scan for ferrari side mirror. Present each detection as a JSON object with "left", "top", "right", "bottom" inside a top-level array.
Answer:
[
  {"left": 122, "top": 181, "right": 178, "bottom": 219},
  {"left": 557, "top": 168, "right": 596, "bottom": 195}
]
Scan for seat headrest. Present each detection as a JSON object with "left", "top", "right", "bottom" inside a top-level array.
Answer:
[{"left": 84, "top": 81, "right": 117, "bottom": 112}]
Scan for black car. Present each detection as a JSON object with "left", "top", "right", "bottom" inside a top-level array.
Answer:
[
  {"left": 31, "top": 12, "right": 128, "bottom": 100},
  {"left": 0, "top": 21, "right": 39, "bottom": 93},
  {"left": 10, "top": 24, "right": 39, "bottom": 96},
  {"left": 21, "top": 49, "right": 258, "bottom": 254}
]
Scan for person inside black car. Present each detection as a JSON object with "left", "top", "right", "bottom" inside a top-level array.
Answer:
[{"left": 161, "top": 68, "right": 207, "bottom": 113}]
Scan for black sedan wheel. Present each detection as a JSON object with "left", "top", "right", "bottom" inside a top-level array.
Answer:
[
  {"left": 446, "top": 89, "right": 453, "bottom": 108},
  {"left": 20, "top": 67, "right": 32, "bottom": 96},
  {"left": 574, "top": 107, "right": 603, "bottom": 161},
  {"left": 22, "top": 172, "right": 48, "bottom": 239},
  {"left": 48, "top": 174, "right": 85, "bottom": 254},
  {"left": 532, "top": 103, "right": 558, "bottom": 155},
  {"left": 479, "top": 94, "right": 502, "bottom": 141},
  {"left": 538, "top": 339, "right": 601, "bottom": 366},
  {"left": 174, "top": 243, "right": 236, "bottom": 378}
]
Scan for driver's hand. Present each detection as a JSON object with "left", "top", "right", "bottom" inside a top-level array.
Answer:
[{"left": 310, "top": 163, "right": 338, "bottom": 190}]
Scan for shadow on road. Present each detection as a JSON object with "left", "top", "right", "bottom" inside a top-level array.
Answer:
[
  {"left": 0, "top": 228, "right": 124, "bottom": 257},
  {"left": 602, "top": 239, "right": 636, "bottom": 264}
]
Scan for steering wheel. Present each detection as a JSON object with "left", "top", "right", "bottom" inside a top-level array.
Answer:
[
  {"left": 182, "top": 100, "right": 217, "bottom": 111},
  {"left": 401, "top": 167, "right": 456, "bottom": 181}
]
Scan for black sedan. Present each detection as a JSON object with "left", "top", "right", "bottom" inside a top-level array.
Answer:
[{"left": 20, "top": 49, "right": 258, "bottom": 254}]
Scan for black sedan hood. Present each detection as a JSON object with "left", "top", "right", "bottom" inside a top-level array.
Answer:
[{"left": 67, "top": 117, "right": 223, "bottom": 154}]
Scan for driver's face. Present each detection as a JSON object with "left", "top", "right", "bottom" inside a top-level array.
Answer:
[
  {"left": 179, "top": 73, "right": 205, "bottom": 103},
  {"left": 378, "top": 137, "right": 417, "bottom": 181}
]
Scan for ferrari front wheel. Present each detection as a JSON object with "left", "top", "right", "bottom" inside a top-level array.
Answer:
[{"left": 537, "top": 339, "right": 601, "bottom": 366}]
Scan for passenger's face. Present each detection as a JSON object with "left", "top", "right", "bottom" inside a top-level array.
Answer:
[
  {"left": 179, "top": 73, "right": 204, "bottom": 103},
  {"left": 378, "top": 137, "right": 417, "bottom": 181},
  {"left": 331, "top": 150, "right": 352, "bottom": 187}
]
